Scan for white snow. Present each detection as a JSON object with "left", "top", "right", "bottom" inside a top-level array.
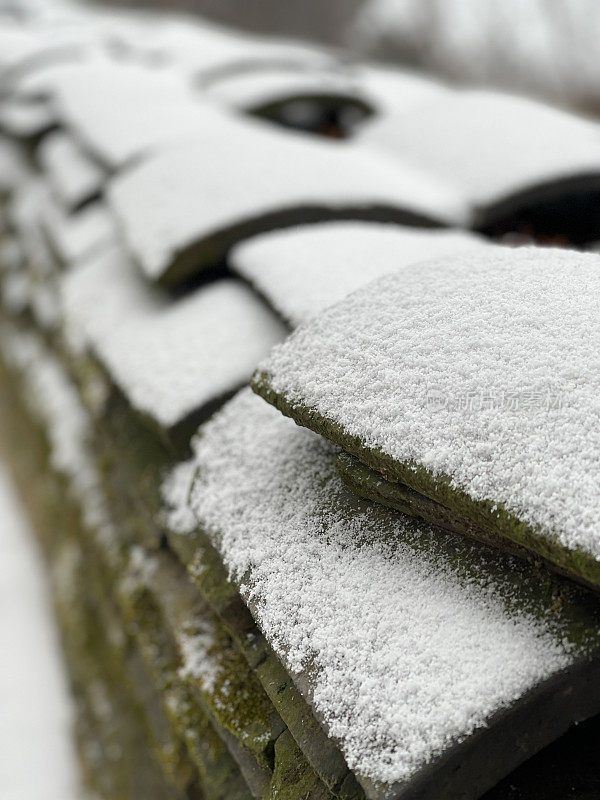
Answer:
[
  {"left": 38, "top": 131, "right": 105, "bottom": 212},
  {"left": 0, "top": 98, "right": 56, "bottom": 138},
  {"left": 7, "top": 177, "right": 54, "bottom": 278},
  {"left": 3, "top": 327, "right": 94, "bottom": 503},
  {"left": 0, "top": 136, "right": 29, "bottom": 196},
  {"left": 131, "top": 16, "right": 335, "bottom": 79},
  {"left": 40, "top": 200, "right": 117, "bottom": 268},
  {"left": 0, "top": 463, "right": 81, "bottom": 800},
  {"left": 355, "top": 63, "right": 448, "bottom": 117},
  {"left": 47, "top": 59, "right": 213, "bottom": 169},
  {"left": 231, "top": 221, "right": 486, "bottom": 325},
  {"left": 259, "top": 246, "right": 600, "bottom": 564},
  {"left": 358, "top": 89, "right": 600, "bottom": 211},
  {"left": 173, "top": 388, "right": 574, "bottom": 787},
  {"left": 61, "top": 245, "right": 286, "bottom": 429},
  {"left": 0, "top": 321, "right": 114, "bottom": 539},
  {"left": 127, "top": 547, "right": 222, "bottom": 695},
  {"left": 108, "top": 110, "right": 468, "bottom": 282},
  {"left": 161, "top": 459, "right": 197, "bottom": 536},
  {"left": 0, "top": 22, "right": 80, "bottom": 77}
]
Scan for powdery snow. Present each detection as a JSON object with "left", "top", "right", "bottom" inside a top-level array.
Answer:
[
  {"left": 358, "top": 89, "right": 600, "bottom": 211},
  {"left": 108, "top": 111, "right": 467, "bottom": 283},
  {"left": 61, "top": 246, "right": 286, "bottom": 429},
  {"left": 258, "top": 246, "right": 600, "bottom": 563},
  {"left": 231, "top": 221, "right": 486, "bottom": 325},
  {"left": 174, "top": 389, "right": 574, "bottom": 787}
]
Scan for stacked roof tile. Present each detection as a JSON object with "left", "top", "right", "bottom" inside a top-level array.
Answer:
[{"left": 2, "top": 4, "right": 600, "bottom": 800}]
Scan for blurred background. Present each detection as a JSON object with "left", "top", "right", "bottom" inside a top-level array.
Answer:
[{"left": 89, "top": 0, "right": 600, "bottom": 115}]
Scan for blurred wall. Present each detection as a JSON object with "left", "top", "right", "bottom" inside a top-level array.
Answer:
[{"left": 98, "top": 0, "right": 363, "bottom": 44}]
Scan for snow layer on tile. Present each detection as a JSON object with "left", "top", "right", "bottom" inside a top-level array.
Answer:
[
  {"left": 61, "top": 246, "right": 286, "bottom": 428},
  {"left": 41, "top": 200, "right": 117, "bottom": 267},
  {"left": 177, "top": 388, "right": 572, "bottom": 786},
  {"left": 33, "top": 58, "right": 208, "bottom": 168},
  {"left": 259, "top": 246, "right": 600, "bottom": 563},
  {"left": 108, "top": 110, "right": 468, "bottom": 282},
  {"left": 355, "top": 64, "right": 448, "bottom": 117},
  {"left": 1, "top": 327, "right": 90, "bottom": 491},
  {"left": 0, "top": 323, "right": 114, "bottom": 535},
  {"left": 134, "top": 17, "right": 335, "bottom": 78},
  {"left": 0, "top": 463, "right": 81, "bottom": 800},
  {"left": 9, "top": 50, "right": 92, "bottom": 102},
  {"left": 38, "top": 130, "right": 105, "bottom": 211},
  {"left": 161, "top": 459, "right": 197, "bottom": 536},
  {"left": 358, "top": 89, "right": 600, "bottom": 209},
  {"left": 205, "top": 65, "right": 362, "bottom": 111},
  {"left": 0, "top": 135, "right": 29, "bottom": 195},
  {"left": 7, "top": 177, "right": 54, "bottom": 277},
  {"left": 126, "top": 546, "right": 222, "bottom": 694},
  {"left": 231, "top": 221, "right": 486, "bottom": 325},
  {"left": 0, "top": 97, "right": 56, "bottom": 138},
  {"left": 0, "top": 22, "right": 80, "bottom": 77}
]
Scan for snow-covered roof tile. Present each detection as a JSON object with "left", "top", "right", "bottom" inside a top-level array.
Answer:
[
  {"left": 176, "top": 387, "right": 600, "bottom": 799},
  {"left": 355, "top": 63, "right": 448, "bottom": 117},
  {"left": 131, "top": 17, "right": 336, "bottom": 79},
  {"left": 61, "top": 246, "right": 286, "bottom": 432},
  {"left": 358, "top": 89, "right": 600, "bottom": 223},
  {"left": 40, "top": 200, "right": 117, "bottom": 268},
  {"left": 254, "top": 246, "right": 600, "bottom": 590},
  {"left": 7, "top": 177, "right": 54, "bottom": 276},
  {"left": 231, "top": 221, "right": 486, "bottom": 326},
  {"left": 0, "top": 135, "right": 29, "bottom": 196},
  {"left": 0, "top": 22, "right": 83, "bottom": 83},
  {"left": 21, "top": 58, "right": 208, "bottom": 169},
  {"left": 108, "top": 109, "right": 468, "bottom": 286},
  {"left": 0, "top": 97, "right": 56, "bottom": 139},
  {"left": 38, "top": 130, "right": 105, "bottom": 212},
  {"left": 0, "top": 321, "right": 113, "bottom": 533}
]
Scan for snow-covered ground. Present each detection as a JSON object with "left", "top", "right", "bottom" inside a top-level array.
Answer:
[{"left": 0, "top": 463, "right": 81, "bottom": 800}]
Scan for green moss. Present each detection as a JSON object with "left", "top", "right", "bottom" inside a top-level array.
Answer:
[
  {"left": 0, "top": 339, "right": 253, "bottom": 800},
  {"left": 167, "top": 527, "right": 363, "bottom": 800},
  {"left": 267, "top": 731, "right": 331, "bottom": 800},
  {"left": 119, "top": 549, "right": 282, "bottom": 774},
  {"left": 252, "top": 372, "right": 600, "bottom": 593},
  {"left": 49, "top": 537, "right": 199, "bottom": 800}
]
